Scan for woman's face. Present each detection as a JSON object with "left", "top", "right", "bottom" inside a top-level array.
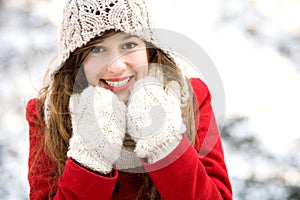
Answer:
[{"left": 82, "top": 32, "right": 149, "bottom": 102}]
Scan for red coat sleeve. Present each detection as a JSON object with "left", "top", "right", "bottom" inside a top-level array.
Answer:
[
  {"left": 143, "top": 78, "right": 232, "bottom": 200},
  {"left": 26, "top": 99, "right": 118, "bottom": 200}
]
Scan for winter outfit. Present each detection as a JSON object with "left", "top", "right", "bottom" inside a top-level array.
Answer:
[
  {"left": 26, "top": 78, "right": 232, "bottom": 199},
  {"left": 26, "top": 0, "right": 232, "bottom": 199}
]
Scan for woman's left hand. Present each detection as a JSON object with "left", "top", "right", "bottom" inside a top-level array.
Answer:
[{"left": 127, "top": 67, "right": 186, "bottom": 163}]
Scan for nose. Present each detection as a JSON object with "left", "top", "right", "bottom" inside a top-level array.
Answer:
[{"left": 107, "top": 56, "right": 127, "bottom": 74}]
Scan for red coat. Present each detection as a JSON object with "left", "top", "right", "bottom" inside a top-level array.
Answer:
[{"left": 26, "top": 78, "right": 232, "bottom": 200}]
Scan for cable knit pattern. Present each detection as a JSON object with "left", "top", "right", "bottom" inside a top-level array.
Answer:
[
  {"left": 43, "top": 0, "right": 191, "bottom": 123},
  {"left": 127, "top": 74, "right": 186, "bottom": 163},
  {"left": 68, "top": 86, "right": 126, "bottom": 174},
  {"left": 58, "top": 0, "right": 153, "bottom": 67}
]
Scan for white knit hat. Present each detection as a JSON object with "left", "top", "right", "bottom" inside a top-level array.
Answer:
[
  {"left": 44, "top": 0, "right": 190, "bottom": 120},
  {"left": 57, "top": 0, "right": 154, "bottom": 68}
]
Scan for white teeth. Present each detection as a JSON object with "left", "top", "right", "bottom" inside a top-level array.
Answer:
[{"left": 105, "top": 77, "right": 130, "bottom": 88}]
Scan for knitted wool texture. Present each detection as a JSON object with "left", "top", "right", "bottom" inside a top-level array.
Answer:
[
  {"left": 57, "top": 0, "right": 153, "bottom": 68},
  {"left": 115, "top": 146, "right": 143, "bottom": 171},
  {"left": 47, "top": 0, "right": 190, "bottom": 169},
  {"left": 44, "top": 0, "right": 190, "bottom": 119},
  {"left": 127, "top": 68, "right": 186, "bottom": 163},
  {"left": 68, "top": 86, "right": 126, "bottom": 174}
]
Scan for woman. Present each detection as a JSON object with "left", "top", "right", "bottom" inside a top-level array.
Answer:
[{"left": 26, "top": 0, "right": 232, "bottom": 199}]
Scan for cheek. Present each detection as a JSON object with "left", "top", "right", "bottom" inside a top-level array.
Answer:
[
  {"left": 129, "top": 50, "right": 148, "bottom": 78},
  {"left": 83, "top": 57, "right": 106, "bottom": 85}
]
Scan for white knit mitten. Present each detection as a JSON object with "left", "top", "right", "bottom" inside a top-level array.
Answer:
[
  {"left": 127, "top": 68, "right": 186, "bottom": 163},
  {"left": 68, "top": 86, "right": 126, "bottom": 174}
]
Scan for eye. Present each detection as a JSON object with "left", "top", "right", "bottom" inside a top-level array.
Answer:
[
  {"left": 122, "top": 42, "right": 138, "bottom": 49},
  {"left": 91, "top": 46, "right": 105, "bottom": 53}
]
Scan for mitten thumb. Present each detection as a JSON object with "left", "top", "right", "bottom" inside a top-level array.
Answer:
[{"left": 165, "top": 80, "right": 181, "bottom": 102}]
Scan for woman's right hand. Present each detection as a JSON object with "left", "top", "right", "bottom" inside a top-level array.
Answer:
[{"left": 67, "top": 86, "right": 126, "bottom": 174}]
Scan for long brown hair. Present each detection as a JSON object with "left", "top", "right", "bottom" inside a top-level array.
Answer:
[{"left": 36, "top": 30, "right": 197, "bottom": 199}]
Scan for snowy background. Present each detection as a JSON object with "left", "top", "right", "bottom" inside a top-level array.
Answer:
[{"left": 0, "top": 0, "right": 300, "bottom": 199}]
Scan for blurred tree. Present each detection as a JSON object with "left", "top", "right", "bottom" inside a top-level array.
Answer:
[{"left": 222, "top": 116, "right": 300, "bottom": 200}]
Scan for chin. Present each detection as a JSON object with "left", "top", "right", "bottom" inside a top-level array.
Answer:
[{"left": 115, "top": 90, "right": 130, "bottom": 103}]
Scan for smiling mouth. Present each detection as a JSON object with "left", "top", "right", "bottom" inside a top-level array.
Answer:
[
  {"left": 100, "top": 76, "right": 134, "bottom": 92},
  {"left": 104, "top": 77, "right": 131, "bottom": 88}
]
